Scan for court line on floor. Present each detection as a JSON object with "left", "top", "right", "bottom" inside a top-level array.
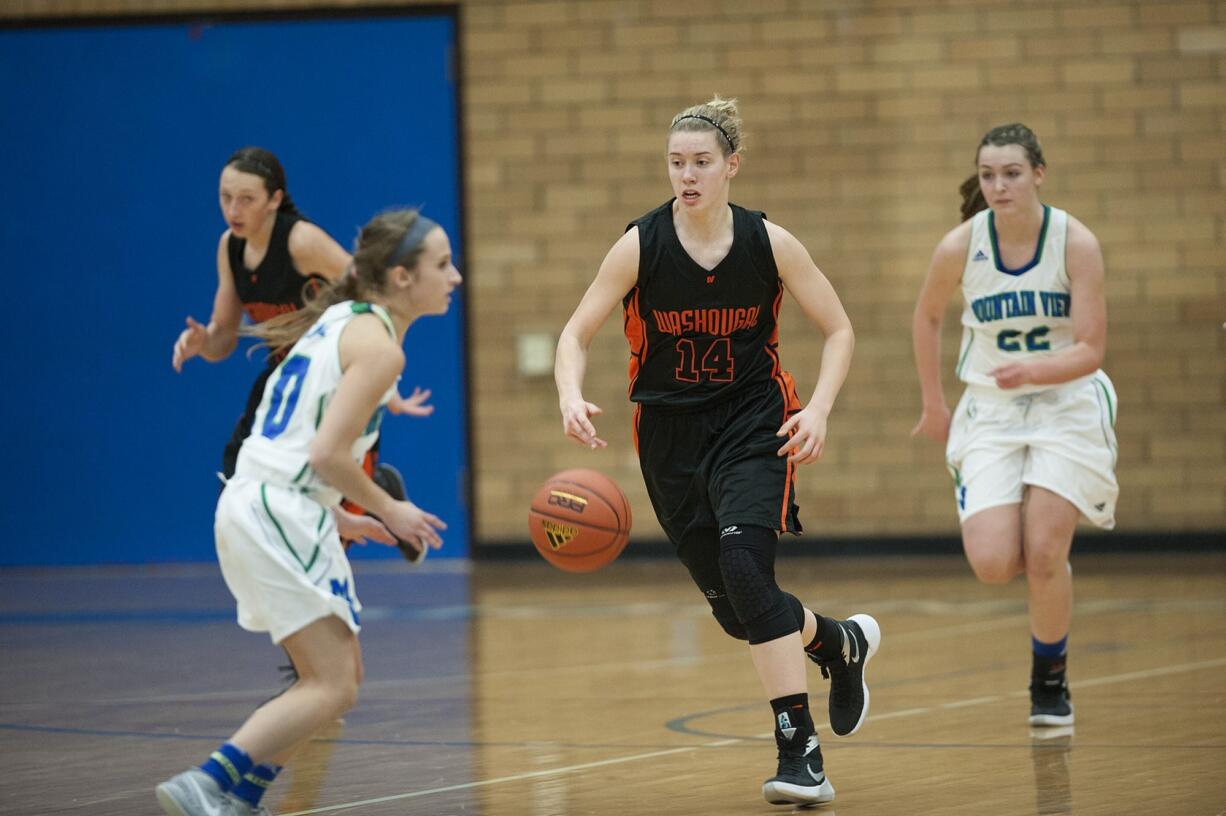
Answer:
[
  {"left": 7, "top": 608, "right": 1046, "bottom": 709},
  {"left": 16, "top": 595, "right": 1224, "bottom": 709},
  {"left": 277, "top": 655, "right": 1226, "bottom": 815}
]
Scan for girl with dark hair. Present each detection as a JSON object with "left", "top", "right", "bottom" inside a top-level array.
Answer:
[
  {"left": 172, "top": 147, "right": 434, "bottom": 536},
  {"left": 156, "top": 209, "right": 459, "bottom": 816},
  {"left": 555, "top": 96, "right": 880, "bottom": 808},
  {"left": 912, "top": 123, "right": 1118, "bottom": 728},
  {"left": 176, "top": 151, "right": 433, "bottom": 446}
]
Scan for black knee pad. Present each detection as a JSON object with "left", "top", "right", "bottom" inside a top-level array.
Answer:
[
  {"left": 784, "top": 592, "right": 805, "bottom": 630},
  {"left": 706, "top": 593, "right": 749, "bottom": 641},
  {"left": 718, "top": 526, "right": 800, "bottom": 645}
]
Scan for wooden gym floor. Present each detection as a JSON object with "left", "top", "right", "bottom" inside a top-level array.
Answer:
[{"left": 2, "top": 551, "right": 1224, "bottom": 815}]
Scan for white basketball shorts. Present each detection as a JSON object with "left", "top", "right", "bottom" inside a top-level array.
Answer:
[
  {"left": 945, "top": 372, "right": 1119, "bottom": 529},
  {"left": 215, "top": 476, "right": 362, "bottom": 644}
]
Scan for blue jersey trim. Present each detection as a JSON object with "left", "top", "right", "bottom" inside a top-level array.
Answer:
[{"left": 989, "top": 205, "right": 1050, "bottom": 276}]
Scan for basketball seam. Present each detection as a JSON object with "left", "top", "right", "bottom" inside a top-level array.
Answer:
[
  {"left": 546, "top": 478, "right": 625, "bottom": 531},
  {"left": 528, "top": 507, "right": 623, "bottom": 535},
  {"left": 537, "top": 536, "right": 625, "bottom": 559}
]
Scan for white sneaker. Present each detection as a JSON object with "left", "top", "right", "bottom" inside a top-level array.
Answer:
[
  {"left": 156, "top": 769, "right": 243, "bottom": 816},
  {"left": 227, "top": 797, "right": 274, "bottom": 816}
]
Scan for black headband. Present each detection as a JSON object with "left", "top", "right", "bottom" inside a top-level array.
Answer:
[{"left": 674, "top": 114, "right": 735, "bottom": 151}]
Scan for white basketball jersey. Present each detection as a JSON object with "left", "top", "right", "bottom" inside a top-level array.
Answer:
[
  {"left": 955, "top": 206, "right": 1074, "bottom": 394},
  {"left": 236, "top": 301, "right": 397, "bottom": 507}
]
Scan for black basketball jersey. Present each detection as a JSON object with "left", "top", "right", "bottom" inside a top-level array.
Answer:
[
  {"left": 227, "top": 210, "right": 325, "bottom": 324},
  {"left": 623, "top": 200, "right": 795, "bottom": 409}
]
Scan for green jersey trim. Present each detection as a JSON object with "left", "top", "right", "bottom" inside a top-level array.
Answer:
[
  {"left": 955, "top": 334, "right": 975, "bottom": 378},
  {"left": 1092, "top": 376, "right": 1118, "bottom": 466},
  {"left": 352, "top": 301, "right": 397, "bottom": 339},
  {"left": 261, "top": 483, "right": 320, "bottom": 572},
  {"left": 988, "top": 205, "right": 1050, "bottom": 276}
]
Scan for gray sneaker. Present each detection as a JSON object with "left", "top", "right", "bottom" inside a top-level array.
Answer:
[
  {"left": 156, "top": 769, "right": 242, "bottom": 816},
  {"left": 227, "top": 797, "right": 274, "bottom": 816}
]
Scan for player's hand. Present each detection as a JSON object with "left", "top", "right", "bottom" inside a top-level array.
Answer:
[
  {"left": 989, "top": 363, "right": 1033, "bottom": 390},
  {"left": 333, "top": 506, "right": 396, "bottom": 546},
  {"left": 388, "top": 386, "right": 435, "bottom": 417},
  {"left": 172, "top": 316, "right": 209, "bottom": 372},
  {"left": 911, "top": 403, "right": 952, "bottom": 443},
  {"left": 560, "top": 397, "right": 607, "bottom": 450},
  {"left": 383, "top": 500, "right": 447, "bottom": 552},
  {"left": 776, "top": 406, "right": 828, "bottom": 465}
]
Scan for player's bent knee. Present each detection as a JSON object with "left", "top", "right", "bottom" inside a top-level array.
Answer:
[
  {"left": 783, "top": 592, "right": 804, "bottom": 629},
  {"left": 718, "top": 543, "right": 800, "bottom": 644},
  {"left": 968, "top": 554, "right": 1020, "bottom": 584},
  {"left": 711, "top": 608, "right": 749, "bottom": 640},
  {"left": 743, "top": 597, "right": 800, "bottom": 644},
  {"left": 331, "top": 675, "right": 360, "bottom": 715}
]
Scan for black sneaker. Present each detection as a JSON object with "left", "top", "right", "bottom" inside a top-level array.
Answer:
[
  {"left": 762, "top": 728, "right": 835, "bottom": 806},
  {"left": 371, "top": 462, "right": 426, "bottom": 564},
  {"left": 809, "top": 613, "right": 881, "bottom": 737},
  {"left": 1030, "top": 678, "right": 1074, "bottom": 726}
]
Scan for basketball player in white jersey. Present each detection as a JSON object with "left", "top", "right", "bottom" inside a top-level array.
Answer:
[
  {"left": 156, "top": 209, "right": 459, "bottom": 816},
  {"left": 912, "top": 124, "right": 1117, "bottom": 728}
]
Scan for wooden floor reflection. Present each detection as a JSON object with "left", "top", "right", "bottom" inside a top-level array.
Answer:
[{"left": 1, "top": 553, "right": 1223, "bottom": 815}]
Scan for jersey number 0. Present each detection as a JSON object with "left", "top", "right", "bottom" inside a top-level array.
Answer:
[{"left": 261, "top": 355, "right": 311, "bottom": 439}]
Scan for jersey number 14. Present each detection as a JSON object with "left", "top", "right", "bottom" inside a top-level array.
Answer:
[{"left": 674, "top": 337, "right": 734, "bottom": 383}]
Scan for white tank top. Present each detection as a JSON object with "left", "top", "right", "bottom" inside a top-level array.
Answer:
[
  {"left": 236, "top": 301, "right": 398, "bottom": 506},
  {"left": 955, "top": 206, "right": 1077, "bottom": 394}
]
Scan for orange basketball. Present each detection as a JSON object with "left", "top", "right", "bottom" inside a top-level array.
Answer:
[{"left": 528, "top": 469, "right": 632, "bottom": 573}]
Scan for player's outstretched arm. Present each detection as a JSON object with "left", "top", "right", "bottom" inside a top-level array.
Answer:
[
  {"left": 173, "top": 232, "right": 244, "bottom": 371},
  {"left": 555, "top": 228, "right": 640, "bottom": 450},
  {"left": 309, "top": 315, "right": 445, "bottom": 553},
  {"left": 911, "top": 223, "right": 967, "bottom": 441},
  {"left": 769, "top": 222, "right": 854, "bottom": 465}
]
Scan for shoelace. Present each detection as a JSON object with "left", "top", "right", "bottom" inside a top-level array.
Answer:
[
  {"left": 775, "top": 750, "right": 809, "bottom": 776},
  {"left": 818, "top": 657, "right": 851, "bottom": 710},
  {"left": 1029, "top": 682, "right": 1071, "bottom": 701}
]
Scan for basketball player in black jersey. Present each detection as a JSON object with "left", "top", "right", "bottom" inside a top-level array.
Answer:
[
  {"left": 556, "top": 97, "right": 882, "bottom": 807},
  {"left": 171, "top": 147, "right": 433, "bottom": 535}
]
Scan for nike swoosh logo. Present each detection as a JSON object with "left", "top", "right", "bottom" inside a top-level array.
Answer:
[
  {"left": 189, "top": 778, "right": 225, "bottom": 816},
  {"left": 846, "top": 628, "right": 860, "bottom": 664},
  {"left": 807, "top": 766, "right": 826, "bottom": 785}
]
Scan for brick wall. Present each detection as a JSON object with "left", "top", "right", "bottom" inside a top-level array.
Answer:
[{"left": 9, "top": 0, "right": 1223, "bottom": 541}]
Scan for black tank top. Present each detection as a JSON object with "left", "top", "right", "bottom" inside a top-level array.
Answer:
[
  {"left": 227, "top": 210, "right": 326, "bottom": 324},
  {"left": 623, "top": 200, "right": 793, "bottom": 409}
]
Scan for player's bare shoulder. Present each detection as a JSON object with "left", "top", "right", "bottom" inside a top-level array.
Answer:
[
  {"left": 935, "top": 219, "right": 973, "bottom": 264},
  {"left": 286, "top": 219, "right": 326, "bottom": 254},
  {"left": 762, "top": 219, "right": 810, "bottom": 272},
  {"left": 1065, "top": 213, "right": 1103, "bottom": 256}
]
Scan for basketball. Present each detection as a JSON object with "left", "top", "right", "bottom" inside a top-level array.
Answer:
[{"left": 528, "top": 468, "right": 632, "bottom": 573}]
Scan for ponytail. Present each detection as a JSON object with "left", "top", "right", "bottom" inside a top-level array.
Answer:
[
  {"left": 959, "top": 174, "right": 987, "bottom": 222},
  {"left": 244, "top": 209, "right": 428, "bottom": 356}
]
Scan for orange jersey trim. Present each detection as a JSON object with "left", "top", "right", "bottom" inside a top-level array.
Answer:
[
  {"left": 623, "top": 287, "right": 647, "bottom": 397},
  {"left": 632, "top": 404, "right": 642, "bottom": 457}
]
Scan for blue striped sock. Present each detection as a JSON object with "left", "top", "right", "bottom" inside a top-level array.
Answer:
[
  {"left": 1032, "top": 634, "right": 1068, "bottom": 658},
  {"left": 199, "top": 742, "right": 254, "bottom": 792},
  {"left": 232, "top": 763, "right": 282, "bottom": 807}
]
